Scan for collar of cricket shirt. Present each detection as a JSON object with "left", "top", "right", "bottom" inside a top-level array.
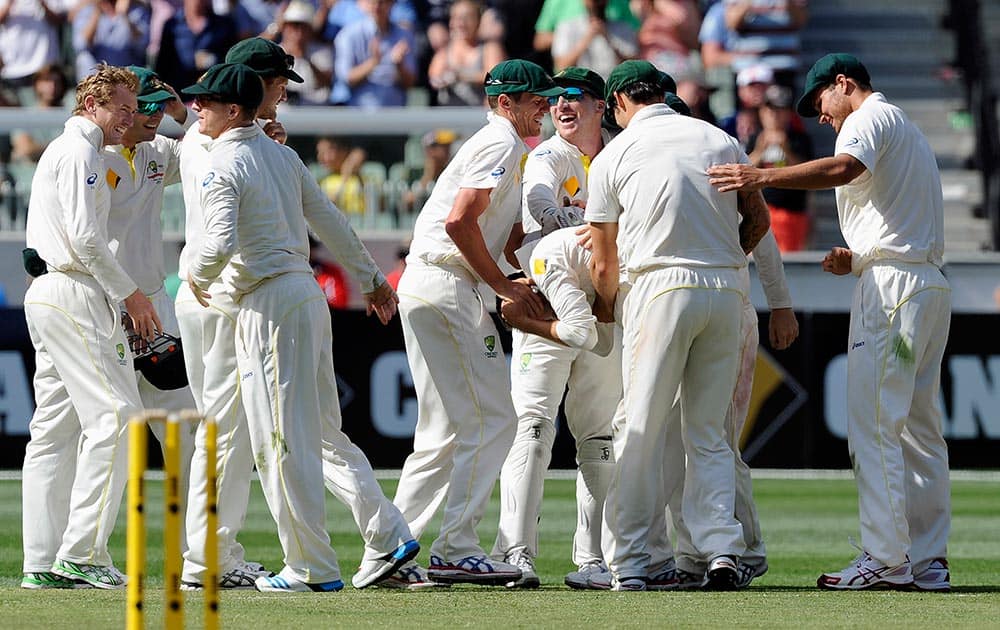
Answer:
[{"left": 67, "top": 115, "right": 106, "bottom": 150}]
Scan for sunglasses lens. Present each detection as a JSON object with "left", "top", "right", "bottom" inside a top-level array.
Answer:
[
  {"left": 549, "top": 87, "right": 586, "bottom": 105},
  {"left": 139, "top": 101, "right": 165, "bottom": 115}
]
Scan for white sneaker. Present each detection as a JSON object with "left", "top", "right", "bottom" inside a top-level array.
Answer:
[
  {"left": 647, "top": 558, "right": 679, "bottom": 591},
  {"left": 352, "top": 539, "right": 421, "bottom": 589},
  {"left": 611, "top": 576, "right": 647, "bottom": 591},
  {"left": 913, "top": 558, "right": 950, "bottom": 592},
  {"left": 676, "top": 567, "right": 706, "bottom": 590},
  {"left": 734, "top": 560, "right": 768, "bottom": 589},
  {"left": 255, "top": 572, "right": 344, "bottom": 593},
  {"left": 564, "top": 561, "right": 610, "bottom": 590},
  {"left": 21, "top": 571, "right": 88, "bottom": 589},
  {"left": 181, "top": 563, "right": 269, "bottom": 590},
  {"left": 503, "top": 549, "right": 540, "bottom": 589},
  {"left": 52, "top": 559, "right": 127, "bottom": 590},
  {"left": 378, "top": 561, "right": 448, "bottom": 590},
  {"left": 817, "top": 550, "right": 913, "bottom": 590},
  {"left": 427, "top": 554, "right": 521, "bottom": 586},
  {"left": 704, "top": 555, "right": 739, "bottom": 591}
]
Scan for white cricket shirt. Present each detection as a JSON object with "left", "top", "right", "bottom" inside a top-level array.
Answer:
[{"left": 521, "top": 130, "right": 609, "bottom": 234}]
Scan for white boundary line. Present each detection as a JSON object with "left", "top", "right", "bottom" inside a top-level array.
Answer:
[{"left": 0, "top": 469, "right": 998, "bottom": 482}]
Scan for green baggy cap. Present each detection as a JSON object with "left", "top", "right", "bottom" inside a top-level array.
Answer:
[
  {"left": 225, "top": 37, "right": 304, "bottom": 83},
  {"left": 605, "top": 60, "right": 676, "bottom": 101},
  {"left": 484, "top": 59, "right": 564, "bottom": 97},
  {"left": 181, "top": 63, "right": 264, "bottom": 110},
  {"left": 553, "top": 66, "right": 606, "bottom": 100},
  {"left": 797, "top": 53, "right": 871, "bottom": 118},
  {"left": 128, "top": 66, "right": 173, "bottom": 104}
]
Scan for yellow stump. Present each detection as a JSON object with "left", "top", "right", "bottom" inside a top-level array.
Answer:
[
  {"left": 203, "top": 415, "right": 220, "bottom": 630},
  {"left": 163, "top": 416, "right": 183, "bottom": 630},
  {"left": 126, "top": 415, "right": 148, "bottom": 630}
]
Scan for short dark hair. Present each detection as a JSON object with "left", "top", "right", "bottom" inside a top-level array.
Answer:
[{"left": 621, "top": 81, "right": 666, "bottom": 106}]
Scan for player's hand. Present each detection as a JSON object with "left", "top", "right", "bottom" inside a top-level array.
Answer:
[
  {"left": 364, "top": 281, "right": 399, "bottom": 325},
  {"left": 499, "top": 297, "right": 529, "bottom": 329},
  {"left": 707, "top": 163, "right": 767, "bottom": 193},
  {"left": 498, "top": 278, "right": 546, "bottom": 319},
  {"left": 576, "top": 225, "right": 593, "bottom": 250},
  {"left": 821, "top": 247, "right": 853, "bottom": 275},
  {"left": 768, "top": 307, "right": 799, "bottom": 350},
  {"left": 187, "top": 278, "right": 212, "bottom": 308},
  {"left": 592, "top": 292, "right": 616, "bottom": 323},
  {"left": 540, "top": 205, "right": 584, "bottom": 233},
  {"left": 261, "top": 120, "right": 287, "bottom": 145},
  {"left": 123, "top": 289, "right": 162, "bottom": 342}
]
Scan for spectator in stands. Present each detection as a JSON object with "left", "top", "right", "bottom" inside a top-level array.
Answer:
[
  {"left": 230, "top": 0, "right": 286, "bottom": 40},
  {"left": 674, "top": 62, "right": 718, "bottom": 126},
  {"left": 280, "top": 0, "right": 334, "bottom": 105},
  {"left": 72, "top": 0, "right": 151, "bottom": 80},
  {"left": 322, "top": 0, "right": 416, "bottom": 42},
  {"left": 428, "top": 0, "right": 504, "bottom": 106},
  {"left": 532, "top": 0, "right": 637, "bottom": 58},
  {"left": 10, "top": 63, "right": 68, "bottom": 162},
  {"left": 550, "top": 0, "right": 636, "bottom": 78},
  {"left": 634, "top": 0, "right": 700, "bottom": 78},
  {"left": 309, "top": 236, "right": 352, "bottom": 309},
  {"left": 333, "top": 0, "right": 417, "bottom": 107},
  {"left": 720, "top": 62, "right": 772, "bottom": 150},
  {"left": 154, "top": 0, "right": 238, "bottom": 92},
  {"left": 0, "top": 0, "right": 67, "bottom": 100},
  {"left": 402, "top": 128, "right": 455, "bottom": 213},
  {"left": 700, "top": 0, "right": 808, "bottom": 86},
  {"left": 316, "top": 136, "right": 367, "bottom": 214},
  {"left": 147, "top": 0, "right": 181, "bottom": 59},
  {"left": 745, "top": 84, "right": 812, "bottom": 251},
  {"left": 479, "top": 0, "right": 542, "bottom": 62}
]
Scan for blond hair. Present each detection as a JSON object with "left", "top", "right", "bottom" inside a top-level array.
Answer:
[{"left": 73, "top": 64, "right": 139, "bottom": 115}]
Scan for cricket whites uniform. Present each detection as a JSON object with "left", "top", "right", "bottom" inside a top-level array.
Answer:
[
  {"left": 190, "top": 123, "right": 413, "bottom": 586},
  {"left": 394, "top": 113, "right": 527, "bottom": 565},
  {"left": 832, "top": 92, "right": 950, "bottom": 573},
  {"left": 495, "top": 228, "right": 620, "bottom": 568},
  {"left": 588, "top": 104, "right": 750, "bottom": 583},
  {"left": 22, "top": 116, "right": 144, "bottom": 573}
]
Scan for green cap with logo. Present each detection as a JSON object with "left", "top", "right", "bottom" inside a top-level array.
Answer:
[
  {"left": 605, "top": 60, "right": 675, "bottom": 101},
  {"left": 664, "top": 92, "right": 691, "bottom": 116},
  {"left": 553, "top": 66, "right": 606, "bottom": 100},
  {"left": 225, "top": 37, "right": 304, "bottom": 83},
  {"left": 796, "top": 53, "right": 871, "bottom": 118},
  {"left": 484, "top": 59, "right": 564, "bottom": 97},
  {"left": 129, "top": 66, "right": 173, "bottom": 104},
  {"left": 181, "top": 63, "right": 264, "bottom": 110}
]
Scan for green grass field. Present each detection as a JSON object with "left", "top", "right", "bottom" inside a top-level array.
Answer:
[{"left": 1, "top": 475, "right": 998, "bottom": 629}]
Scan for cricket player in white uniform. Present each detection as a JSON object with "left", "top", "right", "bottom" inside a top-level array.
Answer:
[
  {"left": 104, "top": 67, "right": 197, "bottom": 504},
  {"left": 177, "top": 38, "right": 302, "bottom": 589},
  {"left": 21, "top": 65, "right": 159, "bottom": 590},
  {"left": 588, "top": 60, "right": 770, "bottom": 591},
  {"left": 390, "top": 59, "right": 561, "bottom": 586},
  {"left": 183, "top": 62, "right": 418, "bottom": 593},
  {"left": 491, "top": 67, "right": 619, "bottom": 589},
  {"left": 709, "top": 53, "right": 951, "bottom": 592}
]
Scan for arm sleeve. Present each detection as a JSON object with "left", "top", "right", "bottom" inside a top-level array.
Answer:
[
  {"left": 61, "top": 149, "right": 138, "bottom": 302},
  {"left": 835, "top": 111, "right": 880, "bottom": 174},
  {"left": 189, "top": 167, "right": 239, "bottom": 287},
  {"left": 300, "top": 161, "right": 385, "bottom": 293},
  {"left": 460, "top": 137, "right": 519, "bottom": 190},
  {"left": 522, "top": 149, "right": 563, "bottom": 224},
  {"left": 751, "top": 230, "right": 792, "bottom": 309},
  {"left": 158, "top": 135, "right": 182, "bottom": 187},
  {"left": 534, "top": 251, "right": 598, "bottom": 351}
]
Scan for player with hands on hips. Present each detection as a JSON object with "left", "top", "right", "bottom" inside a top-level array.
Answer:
[{"left": 708, "top": 53, "right": 952, "bottom": 592}]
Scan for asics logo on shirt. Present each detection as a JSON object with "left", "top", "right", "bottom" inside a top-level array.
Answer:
[
  {"left": 490, "top": 166, "right": 506, "bottom": 178},
  {"left": 202, "top": 172, "right": 215, "bottom": 187},
  {"left": 86, "top": 172, "right": 98, "bottom": 186}
]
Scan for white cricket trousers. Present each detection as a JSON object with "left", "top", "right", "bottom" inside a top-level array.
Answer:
[
  {"left": 236, "top": 272, "right": 411, "bottom": 583},
  {"left": 604, "top": 266, "right": 746, "bottom": 580},
  {"left": 494, "top": 328, "right": 620, "bottom": 565},
  {"left": 394, "top": 261, "right": 517, "bottom": 561},
  {"left": 847, "top": 261, "right": 950, "bottom": 571},
  {"left": 22, "top": 271, "right": 143, "bottom": 570},
  {"left": 176, "top": 280, "right": 254, "bottom": 581}
]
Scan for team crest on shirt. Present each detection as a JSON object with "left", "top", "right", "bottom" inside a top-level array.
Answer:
[
  {"left": 146, "top": 160, "right": 164, "bottom": 184},
  {"left": 116, "top": 342, "right": 127, "bottom": 364},
  {"left": 484, "top": 335, "right": 498, "bottom": 359},
  {"left": 519, "top": 353, "right": 532, "bottom": 373}
]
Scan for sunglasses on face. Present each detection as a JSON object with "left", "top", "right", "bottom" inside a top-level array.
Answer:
[
  {"left": 137, "top": 101, "right": 167, "bottom": 116},
  {"left": 548, "top": 87, "right": 587, "bottom": 106}
]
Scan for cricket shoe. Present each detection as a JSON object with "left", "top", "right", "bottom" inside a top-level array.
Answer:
[
  {"left": 352, "top": 539, "right": 421, "bottom": 589},
  {"left": 565, "top": 560, "right": 610, "bottom": 590},
  {"left": 427, "top": 554, "right": 522, "bottom": 585},
  {"left": 241, "top": 560, "right": 271, "bottom": 576},
  {"left": 704, "top": 555, "right": 739, "bottom": 591},
  {"left": 913, "top": 558, "right": 950, "bottom": 592},
  {"left": 255, "top": 572, "right": 344, "bottom": 593},
  {"left": 647, "top": 558, "right": 679, "bottom": 591},
  {"left": 378, "top": 561, "right": 449, "bottom": 590},
  {"left": 503, "top": 549, "right": 540, "bottom": 589},
  {"left": 52, "top": 559, "right": 127, "bottom": 590},
  {"left": 734, "top": 560, "right": 768, "bottom": 589},
  {"left": 611, "top": 576, "right": 647, "bottom": 591},
  {"left": 675, "top": 567, "right": 707, "bottom": 590},
  {"left": 21, "top": 571, "right": 88, "bottom": 589},
  {"left": 181, "top": 564, "right": 265, "bottom": 590},
  {"left": 817, "top": 550, "right": 913, "bottom": 590}
]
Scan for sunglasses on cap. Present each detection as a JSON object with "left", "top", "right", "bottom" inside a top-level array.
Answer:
[
  {"left": 137, "top": 101, "right": 167, "bottom": 116},
  {"left": 548, "top": 87, "right": 591, "bottom": 105}
]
